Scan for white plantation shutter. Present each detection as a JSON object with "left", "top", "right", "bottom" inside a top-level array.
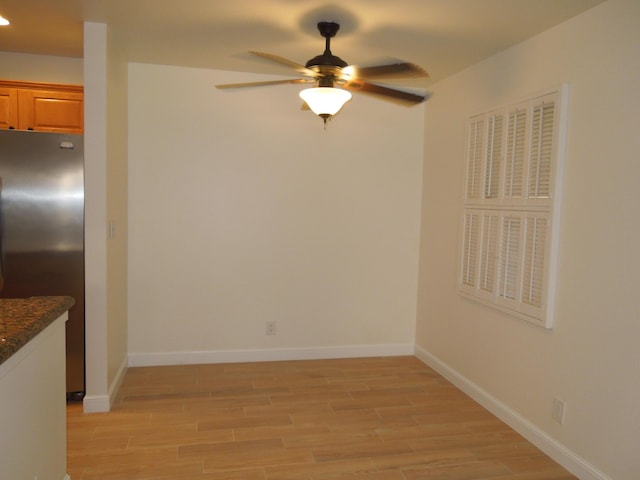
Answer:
[
  {"left": 458, "top": 87, "right": 566, "bottom": 328},
  {"left": 484, "top": 113, "right": 503, "bottom": 199},
  {"left": 505, "top": 109, "right": 526, "bottom": 200},
  {"left": 466, "top": 117, "right": 484, "bottom": 200},
  {"left": 528, "top": 101, "right": 555, "bottom": 200},
  {"left": 479, "top": 213, "right": 499, "bottom": 295},
  {"left": 522, "top": 214, "right": 548, "bottom": 309},
  {"left": 461, "top": 211, "right": 480, "bottom": 288},
  {"left": 498, "top": 215, "right": 522, "bottom": 302}
]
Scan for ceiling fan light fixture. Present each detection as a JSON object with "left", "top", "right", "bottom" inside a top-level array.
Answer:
[{"left": 299, "top": 87, "right": 352, "bottom": 119}]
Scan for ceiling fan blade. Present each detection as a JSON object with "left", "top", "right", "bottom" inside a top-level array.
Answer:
[
  {"left": 348, "top": 62, "right": 429, "bottom": 80},
  {"left": 215, "top": 78, "right": 311, "bottom": 89},
  {"left": 343, "top": 79, "right": 429, "bottom": 106},
  {"left": 249, "top": 51, "right": 320, "bottom": 78}
]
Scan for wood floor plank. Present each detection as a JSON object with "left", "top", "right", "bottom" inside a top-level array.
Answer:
[
  {"left": 311, "top": 439, "right": 414, "bottom": 463},
  {"left": 371, "top": 448, "right": 478, "bottom": 470},
  {"left": 264, "top": 458, "right": 376, "bottom": 480},
  {"left": 129, "top": 427, "right": 234, "bottom": 448},
  {"left": 67, "top": 356, "right": 577, "bottom": 480},
  {"left": 234, "top": 424, "right": 331, "bottom": 443},
  {"left": 401, "top": 459, "right": 512, "bottom": 480},
  {"left": 503, "top": 455, "right": 574, "bottom": 474},
  {"left": 243, "top": 401, "right": 334, "bottom": 417},
  {"left": 197, "top": 439, "right": 315, "bottom": 471},
  {"left": 198, "top": 414, "right": 293, "bottom": 431}
]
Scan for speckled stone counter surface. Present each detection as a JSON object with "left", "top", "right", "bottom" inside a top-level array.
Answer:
[{"left": 0, "top": 296, "right": 75, "bottom": 366}]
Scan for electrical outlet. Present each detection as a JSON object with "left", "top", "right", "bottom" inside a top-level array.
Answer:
[
  {"left": 266, "top": 321, "right": 277, "bottom": 336},
  {"left": 552, "top": 397, "right": 566, "bottom": 424}
]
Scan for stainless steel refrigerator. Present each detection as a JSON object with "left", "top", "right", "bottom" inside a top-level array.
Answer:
[{"left": 0, "top": 129, "right": 85, "bottom": 398}]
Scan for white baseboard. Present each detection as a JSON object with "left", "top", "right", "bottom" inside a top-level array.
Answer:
[
  {"left": 83, "top": 355, "right": 128, "bottom": 413},
  {"left": 128, "top": 343, "right": 414, "bottom": 367},
  {"left": 82, "top": 393, "right": 110, "bottom": 413},
  {"left": 413, "top": 345, "right": 611, "bottom": 480},
  {"left": 108, "top": 355, "right": 128, "bottom": 401}
]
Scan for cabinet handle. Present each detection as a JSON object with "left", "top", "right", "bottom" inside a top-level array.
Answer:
[
  {"left": 8, "top": 126, "right": 14, "bottom": 129},
  {"left": 27, "top": 127, "right": 34, "bottom": 131}
]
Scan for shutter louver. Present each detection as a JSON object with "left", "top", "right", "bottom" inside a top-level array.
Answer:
[
  {"left": 529, "top": 101, "right": 555, "bottom": 199},
  {"left": 466, "top": 118, "right": 484, "bottom": 200},
  {"left": 479, "top": 213, "right": 499, "bottom": 293},
  {"left": 522, "top": 215, "right": 547, "bottom": 308},
  {"left": 498, "top": 216, "right": 521, "bottom": 301},
  {"left": 461, "top": 211, "right": 480, "bottom": 287},
  {"left": 505, "top": 109, "right": 526, "bottom": 199},
  {"left": 484, "top": 114, "right": 503, "bottom": 199}
]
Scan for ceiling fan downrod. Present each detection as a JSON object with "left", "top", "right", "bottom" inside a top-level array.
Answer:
[{"left": 319, "top": 21, "right": 340, "bottom": 52}]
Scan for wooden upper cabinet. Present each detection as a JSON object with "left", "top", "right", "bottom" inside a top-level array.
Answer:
[
  {"left": 18, "top": 88, "right": 84, "bottom": 133},
  {"left": 0, "top": 87, "right": 19, "bottom": 130},
  {"left": 0, "top": 80, "right": 84, "bottom": 133}
]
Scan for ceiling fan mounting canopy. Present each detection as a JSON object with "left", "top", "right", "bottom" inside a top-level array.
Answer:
[{"left": 317, "top": 21, "right": 340, "bottom": 39}]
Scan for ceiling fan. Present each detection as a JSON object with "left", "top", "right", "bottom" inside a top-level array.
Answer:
[{"left": 215, "top": 21, "right": 431, "bottom": 125}]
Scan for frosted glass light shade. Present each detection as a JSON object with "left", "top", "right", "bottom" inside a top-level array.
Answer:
[{"left": 299, "top": 87, "right": 352, "bottom": 117}]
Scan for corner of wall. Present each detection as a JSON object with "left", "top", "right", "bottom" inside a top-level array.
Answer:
[
  {"left": 413, "top": 344, "right": 611, "bottom": 480},
  {"left": 83, "top": 354, "right": 127, "bottom": 413}
]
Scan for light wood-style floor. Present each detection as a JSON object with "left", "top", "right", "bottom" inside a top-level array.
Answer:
[{"left": 67, "top": 356, "right": 576, "bottom": 480}]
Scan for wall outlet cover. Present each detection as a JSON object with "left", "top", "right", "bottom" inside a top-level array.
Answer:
[{"left": 552, "top": 397, "right": 566, "bottom": 424}]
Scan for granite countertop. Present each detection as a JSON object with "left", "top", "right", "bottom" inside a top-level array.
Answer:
[{"left": 0, "top": 296, "right": 75, "bottom": 366}]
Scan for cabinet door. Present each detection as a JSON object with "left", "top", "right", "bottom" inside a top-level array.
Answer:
[
  {"left": 18, "top": 89, "right": 83, "bottom": 133},
  {"left": 0, "top": 87, "right": 18, "bottom": 130}
]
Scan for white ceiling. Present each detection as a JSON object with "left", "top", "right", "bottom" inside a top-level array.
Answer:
[{"left": 0, "top": 0, "right": 605, "bottom": 87}]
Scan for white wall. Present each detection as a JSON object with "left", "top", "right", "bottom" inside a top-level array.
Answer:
[
  {"left": 127, "top": 63, "right": 424, "bottom": 363},
  {"left": 105, "top": 24, "right": 129, "bottom": 402},
  {"left": 415, "top": 1, "right": 640, "bottom": 479},
  {"left": 83, "top": 22, "right": 129, "bottom": 412},
  {"left": 83, "top": 22, "right": 109, "bottom": 411},
  {"left": 0, "top": 51, "right": 83, "bottom": 84}
]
